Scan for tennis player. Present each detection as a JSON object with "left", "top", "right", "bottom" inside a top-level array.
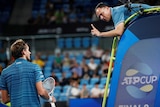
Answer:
[
  {"left": 91, "top": 2, "right": 152, "bottom": 37},
  {"left": 0, "top": 39, "right": 55, "bottom": 107}
]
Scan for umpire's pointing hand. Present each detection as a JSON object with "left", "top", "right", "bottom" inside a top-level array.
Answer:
[{"left": 91, "top": 24, "right": 100, "bottom": 37}]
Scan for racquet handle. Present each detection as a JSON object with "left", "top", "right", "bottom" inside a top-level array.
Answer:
[{"left": 51, "top": 102, "right": 56, "bottom": 107}]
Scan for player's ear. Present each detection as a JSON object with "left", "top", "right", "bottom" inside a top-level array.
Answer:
[
  {"left": 22, "top": 49, "right": 25, "bottom": 55},
  {"left": 105, "top": 6, "right": 109, "bottom": 10}
]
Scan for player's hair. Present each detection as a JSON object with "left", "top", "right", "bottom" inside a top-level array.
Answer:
[
  {"left": 10, "top": 39, "right": 27, "bottom": 59},
  {"left": 95, "top": 2, "right": 108, "bottom": 11}
]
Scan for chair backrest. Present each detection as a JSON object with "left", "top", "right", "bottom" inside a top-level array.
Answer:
[
  {"left": 90, "top": 78, "right": 99, "bottom": 85},
  {"left": 65, "top": 38, "right": 73, "bottom": 48},
  {"left": 55, "top": 72, "right": 62, "bottom": 80},
  {"left": 57, "top": 38, "right": 65, "bottom": 48},
  {"left": 94, "top": 59, "right": 101, "bottom": 65},
  {"left": 62, "top": 85, "right": 71, "bottom": 93},
  {"left": 82, "top": 37, "right": 90, "bottom": 48},
  {"left": 100, "top": 77, "right": 107, "bottom": 85},
  {"left": 54, "top": 86, "right": 62, "bottom": 94},
  {"left": 73, "top": 37, "right": 81, "bottom": 48},
  {"left": 58, "top": 93, "right": 68, "bottom": 101},
  {"left": 80, "top": 78, "right": 89, "bottom": 85},
  {"left": 91, "top": 37, "right": 99, "bottom": 46}
]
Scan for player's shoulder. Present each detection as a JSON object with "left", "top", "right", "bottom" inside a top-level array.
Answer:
[
  {"left": 18, "top": 59, "right": 40, "bottom": 70},
  {"left": 25, "top": 60, "right": 40, "bottom": 68},
  {"left": 1, "top": 62, "right": 15, "bottom": 75},
  {"left": 113, "top": 4, "right": 125, "bottom": 9},
  {"left": 111, "top": 5, "right": 126, "bottom": 14}
]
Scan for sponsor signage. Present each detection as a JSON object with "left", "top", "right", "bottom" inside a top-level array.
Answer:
[
  {"left": 115, "top": 38, "right": 160, "bottom": 107},
  {"left": 107, "top": 13, "right": 160, "bottom": 107},
  {"left": 2, "top": 21, "right": 113, "bottom": 36}
]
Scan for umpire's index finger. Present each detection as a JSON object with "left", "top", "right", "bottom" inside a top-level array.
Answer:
[{"left": 91, "top": 24, "right": 95, "bottom": 29}]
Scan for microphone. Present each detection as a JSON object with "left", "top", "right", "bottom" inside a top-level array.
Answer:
[
  {"left": 139, "top": 5, "right": 144, "bottom": 15},
  {"left": 125, "top": 0, "right": 132, "bottom": 12}
]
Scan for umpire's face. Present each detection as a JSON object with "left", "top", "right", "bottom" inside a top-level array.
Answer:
[{"left": 96, "top": 6, "right": 111, "bottom": 22}]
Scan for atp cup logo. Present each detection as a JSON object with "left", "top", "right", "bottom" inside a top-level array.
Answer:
[{"left": 121, "top": 63, "right": 158, "bottom": 99}]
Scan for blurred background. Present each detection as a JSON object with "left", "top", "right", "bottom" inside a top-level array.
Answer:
[{"left": 0, "top": 0, "right": 159, "bottom": 107}]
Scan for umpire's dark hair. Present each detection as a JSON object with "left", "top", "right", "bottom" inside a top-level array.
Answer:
[
  {"left": 10, "top": 39, "right": 27, "bottom": 59},
  {"left": 95, "top": 2, "right": 108, "bottom": 11}
]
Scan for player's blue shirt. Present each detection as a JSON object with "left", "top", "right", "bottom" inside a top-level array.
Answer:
[
  {"left": 110, "top": 3, "right": 152, "bottom": 27},
  {"left": 0, "top": 58, "right": 45, "bottom": 107}
]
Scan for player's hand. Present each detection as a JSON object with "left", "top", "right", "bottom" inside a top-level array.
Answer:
[
  {"left": 91, "top": 24, "right": 101, "bottom": 36},
  {"left": 50, "top": 96, "right": 56, "bottom": 107},
  {"left": 49, "top": 96, "right": 56, "bottom": 102},
  {"left": 52, "top": 96, "right": 56, "bottom": 102}
]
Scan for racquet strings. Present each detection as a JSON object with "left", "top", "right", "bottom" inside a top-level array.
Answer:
[{"left": 43, "top": 77, "right": 55, "bottom": 94}]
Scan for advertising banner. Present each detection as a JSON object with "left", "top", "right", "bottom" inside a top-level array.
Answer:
[
  {"left": 107, "top": 12, "right": 160, "bottom": 107},
  {"left": 115, "top": 38, "right": 160, "bottom": 107}
]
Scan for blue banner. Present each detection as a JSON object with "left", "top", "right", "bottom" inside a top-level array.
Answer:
[
  {"left": 107, "top": 12, "right": 160, "bottom": 107},
  {"left": 115, "top": 38, "right": 160, "bottom": 107}
]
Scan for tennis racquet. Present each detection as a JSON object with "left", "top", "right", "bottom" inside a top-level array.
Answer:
[{"left": 42, "top": 77, "right": 56, "bottom": 107}]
